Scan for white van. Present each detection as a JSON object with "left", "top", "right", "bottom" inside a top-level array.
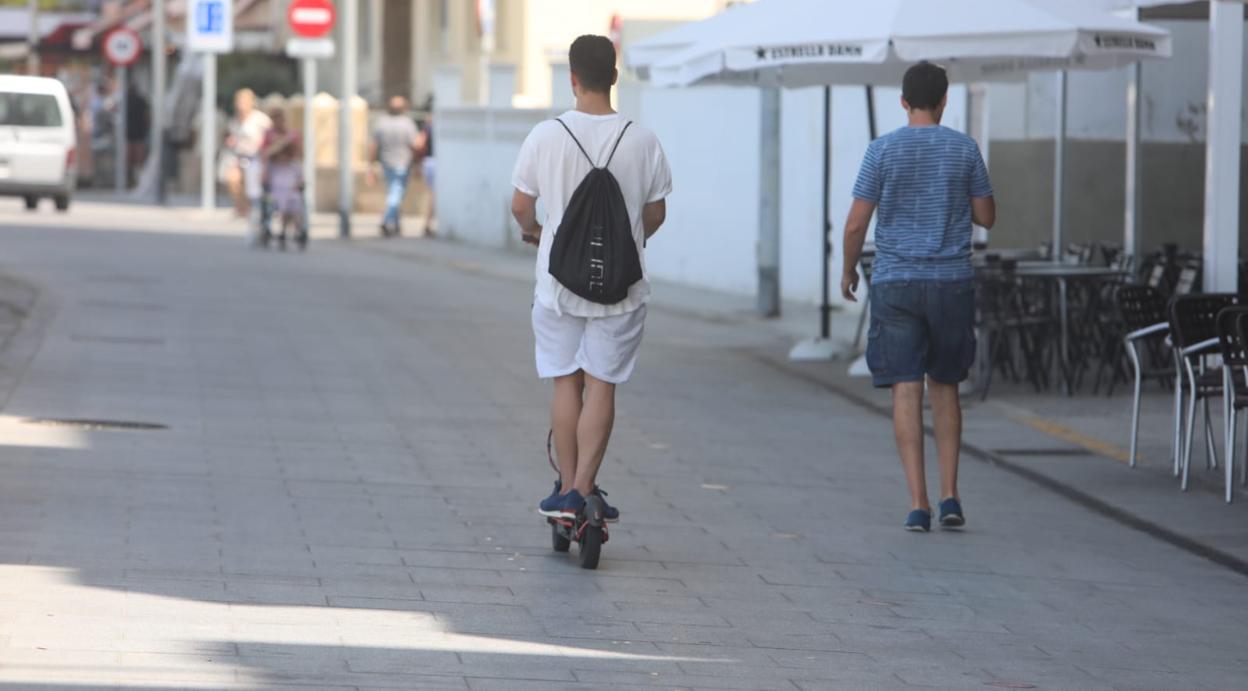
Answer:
[{"left": 0, "top": 75, "right": 77, "bottom": 211}]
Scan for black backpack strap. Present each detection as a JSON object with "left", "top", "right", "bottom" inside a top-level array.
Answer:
[
  {"left": 555, "top": 118, "right": 595, "bottom": 168},
  {"left": 604, "top": 121, "right": 633, "bottom": 169}
]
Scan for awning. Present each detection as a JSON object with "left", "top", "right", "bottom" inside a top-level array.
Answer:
[
  {"left": 72, "top": 0, "right": 268, "bottom": 52},
  {"left": 72, "top": 0, "right": 151, "bottom": 51}
]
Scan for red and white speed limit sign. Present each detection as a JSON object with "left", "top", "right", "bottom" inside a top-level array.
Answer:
[
  {"left": 288, "top": 0, "right": 335, "bottom": 38},
  {"left": 103, "top": 27, "right": 143, "bottom": 67}
]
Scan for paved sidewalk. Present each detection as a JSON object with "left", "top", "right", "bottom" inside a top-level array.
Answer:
[
  {"left": 360, "top": 233, "right": 1248, "bottom": 570},
  {"left": 0, "top": 201, "right": 1245, "bottom": 690}
]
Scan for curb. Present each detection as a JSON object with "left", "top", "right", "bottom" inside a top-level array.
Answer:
[{"left": 750, "top": 351, "right": 1248, "bottom": 581}]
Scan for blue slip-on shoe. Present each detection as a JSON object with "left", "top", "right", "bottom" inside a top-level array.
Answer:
[
  {"left": 904, "top": 509, "right": 932, "bottom": 532},
  {"left": 539, "top": 489, "right": 586, "bottom": 519},
  {"left": 938, "top": 497, "right": 965, "bottom": 529}
]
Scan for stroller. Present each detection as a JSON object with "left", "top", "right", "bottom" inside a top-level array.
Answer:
[
  {"left": 255, "top": 116, "right": 309, "bottom": 251},
  {"left": 258, "top": 171, "right": 309, "bottom": 251}
]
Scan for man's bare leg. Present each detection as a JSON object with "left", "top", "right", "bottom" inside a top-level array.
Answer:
[
  {"left": 892, "top": 381, "right": 929, "bottom": 511},
  {"left": 551, "top": 371, "right": 584, "bottom": 492},
  {"left": 571, "top": 373, "right": 615, "bottom": 496},
  {"left": 927, "top": 379, "right": 961, "bottom": 501}
]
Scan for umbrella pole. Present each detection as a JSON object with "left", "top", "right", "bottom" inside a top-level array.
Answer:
[
  {"left": 865, "top": 85, "right": 877, "bottom": 141},
  {"left": 1053, "top": 70, "right": 1067, "bottom": 263},
  {"left": 821, "top": 86, "right": 832, "bottom": 340},
  {"left": 1125, "top": 61, "right": 1142, "bottom": 264},
  {"left": 790, "top": 86, "right": 842, "bottom": 362}
]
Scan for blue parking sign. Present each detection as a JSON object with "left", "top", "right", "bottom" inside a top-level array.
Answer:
[
  {"left": 196, "top": 0, "right": 225, "bottom": 34},
  {"left": 188, "top": 0, "right": 233, "bottom": 53}
]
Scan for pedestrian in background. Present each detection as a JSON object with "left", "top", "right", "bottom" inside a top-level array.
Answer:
[
  {"left": 840, "top": 62, "right": 996, "bottom": 533},
  {"left": 123, "top": 82, "right": 149, "bottom": 186},
  {"left": 223, "top": 88, "right": 272, "bottom": 223},
  {"left": 367, "top": 95, "right": 420, "bottom": 237}
]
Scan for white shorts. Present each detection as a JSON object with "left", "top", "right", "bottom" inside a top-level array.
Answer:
[{"left": 532, "top": 302, "right": 646, "bottom": 384}]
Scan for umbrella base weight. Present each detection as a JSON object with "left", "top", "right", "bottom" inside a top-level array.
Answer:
[{"left": 789, "top": 337, "right": 853, "bottom": 362}]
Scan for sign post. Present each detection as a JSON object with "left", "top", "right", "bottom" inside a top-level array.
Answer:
[
  {"left": 103, "top": 28, "right": 142, "bottom": 193},
  {"left": 338, "top": 0, "right": 356, "bottom": 238},
  {"left": 187, "top": 0, "right": 234, "bottom": 213},
  {"left": 152, "top": 0, "right": 166, "bottom": 203},
  {"left": 286, "top": 0, "right": 336, "bottom": 221}
]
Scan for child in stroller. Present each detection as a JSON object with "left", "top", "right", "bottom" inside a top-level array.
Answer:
[{"left": 260, "top": 109, "right": 308, "bottom": 250}]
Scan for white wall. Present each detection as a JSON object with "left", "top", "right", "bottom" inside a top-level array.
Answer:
[
  {"left": 436, "top": 107, "right": 555, "bottom": 249},
  {"left": 637, "top": 86, "right": 761, "bottom": 297}
]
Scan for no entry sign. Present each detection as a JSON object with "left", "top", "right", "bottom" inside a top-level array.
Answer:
[
  {"left": 103, "top": 27, "right": 142, "bottom": 67},
  {"left": 288, "top": 0, "right": 335, "bottom": 39}
]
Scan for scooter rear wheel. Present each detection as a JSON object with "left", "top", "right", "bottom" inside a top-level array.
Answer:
[{"left": 551, "top": 522, "right": 571, "bottom": 552}]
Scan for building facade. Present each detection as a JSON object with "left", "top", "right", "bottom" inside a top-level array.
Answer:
[{"left": 326, "top": 0, "right": 734, "bottom": 109}]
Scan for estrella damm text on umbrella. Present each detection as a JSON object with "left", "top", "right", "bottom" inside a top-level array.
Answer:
[
  {"left": 1092, "top": 34, "right": 1158, "bottom": 52},
  {"left": 753, "top": 43, "right": 865, "bottom": 62}
]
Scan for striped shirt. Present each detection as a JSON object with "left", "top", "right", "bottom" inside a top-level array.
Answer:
[{"left": 852, "top": 125, "right": 993, "bottom": 284}]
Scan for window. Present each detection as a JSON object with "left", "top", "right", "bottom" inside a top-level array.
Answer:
[{"left": 0, "top": 93, "right": 63, "bottom": 127}]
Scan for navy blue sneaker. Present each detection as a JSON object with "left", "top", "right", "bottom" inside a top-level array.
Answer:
[
  {"left": 904, "top": 509, "right": 932, "bottom": 532},
  {"left": 938, "top": 497, "right": 965, "bottom": 528},
  {"left": 543, "top": 481, "right": 619, "bottom": 522},
  {"left": 539, "top": 481, "right": 562, "bottom": 513},
  {"left": 539, "top": 489, "right": 585, "bottom": 519}
]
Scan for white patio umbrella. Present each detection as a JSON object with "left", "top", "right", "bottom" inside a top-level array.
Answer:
[
  {"left": 646, "top": 0, "right": 1169, "bottom": 87},
  {"left": 629, "top": 0, "right": 1171, "bottom": 353}
]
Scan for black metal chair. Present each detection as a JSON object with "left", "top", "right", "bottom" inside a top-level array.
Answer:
[
  {"left": 1216, "top": 307, "right": 1248, "bottom": 503},
  {"left": 1171, "top": 294, "right": 1239, "bottom": 491},
  {"left": 1174, "top": 261, "right": 1202, "bottom": 296},
  {"left": 1119, "top": 285, "right": 1173, "bottom": 468},
  {"left": 978, "top": 259, "right": 1051, "bottom": 398},
  {"left": 1232, "top": 312, "right": 1248, "bottom": 496}
]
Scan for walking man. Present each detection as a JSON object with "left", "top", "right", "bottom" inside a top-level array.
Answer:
[
  {"left": 840, "top": 62, "right": 996, "bottom": 532},
  {"left": 368, "top": 96, "right": 420, "bottom": 237},
  {"left": 510, "top": 35, "right": 672, "bottom": 520}
]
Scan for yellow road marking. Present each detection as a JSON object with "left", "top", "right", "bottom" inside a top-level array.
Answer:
[{"left": 1003, "top": 412, "right": 1133, "bottom": 465}]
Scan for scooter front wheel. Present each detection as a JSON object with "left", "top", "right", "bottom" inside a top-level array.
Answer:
[{"left": 579, "top": 524, "right": 602, "bottom": 569}]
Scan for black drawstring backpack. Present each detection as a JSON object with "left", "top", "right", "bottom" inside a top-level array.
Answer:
[{"left": 547, "top": 119, "right": 643, "bottom": 305}]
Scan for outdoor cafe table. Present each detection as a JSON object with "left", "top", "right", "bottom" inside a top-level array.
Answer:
[{"left": 978, "top": 262, "right": 1129, "bottom": 395}]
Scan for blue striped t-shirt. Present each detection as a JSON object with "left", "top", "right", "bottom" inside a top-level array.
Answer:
[{"left": 852, "top": 125, "right": 993, "bottom": 284}]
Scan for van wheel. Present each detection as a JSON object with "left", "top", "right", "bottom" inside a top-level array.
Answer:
[
  {"left": 23, "top": 196, "right": 37, "bottom": 211},
  {"left": 54, "top": 195, "right": 70, "bottom": 212}
]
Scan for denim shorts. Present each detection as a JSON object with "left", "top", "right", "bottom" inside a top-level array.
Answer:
[{"left": 866, "top": 280, "right": 976, "bottom": 388}]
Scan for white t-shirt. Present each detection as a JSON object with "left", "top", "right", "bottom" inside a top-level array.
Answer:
[
  {"left": 230, "top": 110, "right": 272, "bottom": 158},
  {"left": 511, "top": 110, "right": 672, "bottom": 318}
]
